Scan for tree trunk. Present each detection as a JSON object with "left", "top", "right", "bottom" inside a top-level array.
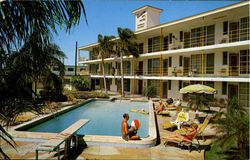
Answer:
[
  {"left": 120, "top": 51, "right": 124, "bottom": 97},
  {"left": 101, "top": 56, "right": 107, "bottom": 94}
]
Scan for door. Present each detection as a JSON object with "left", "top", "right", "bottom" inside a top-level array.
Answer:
[
  {"left": 138, "top": 80, "right": 143, "bottom": 94},
  {"left": 228, "top": 85, "right": 238, "bottom": 100},
  {"left": 91, "top": 79, "right": 95, "bottom": 90},
  {"left": 163, "top": 82, "right": 168, "bottom": 98},
  {"left": 229, "top": 54, "right": 239, "bottom": 76},
  {"left": 163, "top": 36, "right": 168, "bottom": 51},
  {"left": 184, "top": 32, "right": 190, "bottom": 48},
  {"left": 163, "top": 59, "right": 168, "bottom": 76},
  {"left": 230, "top": 22, "right": 239, "bottom": 42},
  {"left": 183, "top": 57, "right": 190, "bottom": 76},
  {"left": 139, "top": 61, "right": 143, "bottom": 75}
]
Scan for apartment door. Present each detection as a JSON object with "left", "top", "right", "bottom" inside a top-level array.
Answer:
[
  {"left": 183, "top": 57, "right": 190, "bottom": 76},
  {"left": 229, "top": 54, "right": 239, "bottom": 76},
  {"left": 162, "top": 82, "right": 168, "bottom": 98},
  {"left": 138, "top": 80, "right": 143, "bottom": 94},
  {"left": 163, "top": 59, "right": 168, "bottom": 76},
  {"left": 230, "top": 22, "right": 239, "bottom": 42},
  {"left": 139, "top": 43, "right": 144, "bottom": 54},
  {"left": 91, "top": 79, "right": 95, "bottom": 90},
  {"left": 139, "top": 61, "right": 143, "bottom": 75},
  {"left": 163, "top": 36, "right": 169, "bottom": 51},
  {"left": 228, "top": 84, "right": 238, "bottom": 100},
  {"left": 184, "top": 32, "right": 190, "bottom": 48}
]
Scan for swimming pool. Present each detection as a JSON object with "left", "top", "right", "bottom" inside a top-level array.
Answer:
[
  {"left": 26, "top": 100, "right": 149, "bottom": 137},
  {"left": 13, "top": 99, "right": 157, "bottom": 148}
]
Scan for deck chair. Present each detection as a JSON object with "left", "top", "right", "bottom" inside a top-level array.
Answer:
[
  {"left": 67, "top": 94, "right": 85, "bottom": 102},
  {"left": 174, "top": 115, "right": 211, "bottom": 139},
  {"left": 158, "top": 110, "right": 170, "bottom": 115},
  {"left": 162, "top": 111, "right": 189, "bottom": 130}
]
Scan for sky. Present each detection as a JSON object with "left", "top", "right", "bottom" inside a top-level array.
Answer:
[{"left": 52, "top": 1, "right": 241, "bottom": 65}]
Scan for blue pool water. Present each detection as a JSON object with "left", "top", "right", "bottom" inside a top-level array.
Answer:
[{"left": 27, "top": 101, "right": 149, "bottom": 138}]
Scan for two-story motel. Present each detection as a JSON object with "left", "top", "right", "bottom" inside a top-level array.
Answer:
[{"left": 78, "top": 1, "right": 249, "bottom": 107}]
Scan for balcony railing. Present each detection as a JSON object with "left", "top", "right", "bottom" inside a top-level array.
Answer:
[{"left": 88, "top": 65, "right": 249, "bottom": 78}]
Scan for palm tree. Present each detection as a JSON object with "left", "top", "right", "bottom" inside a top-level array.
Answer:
[
  {"left": 213, "top": 97, "right": 249, "bottom": 159},
  {"left": 116, "top": 27, "right": 139, "bottom": 97},
  {"left": 0, "top": 0, "right": 87, "bottom": 53},
  {"left": 97, "top": 34, "right": 115, "bottom": 94}
]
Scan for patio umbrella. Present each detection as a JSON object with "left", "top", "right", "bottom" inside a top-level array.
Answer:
[
  {"left": 180, "top": 84, "right": 216, "bottom": 111},
  {"left": 180, "top": 84, "right": 216, "bottom": 94}
]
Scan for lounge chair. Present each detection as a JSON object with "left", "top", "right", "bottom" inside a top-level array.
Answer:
[
  {"left": 162, "top": 111, "right": 189, "bottom": 130},
  {"left": 174, "top": 115, "right": 210, "bottom": 141},
  {"left": 164, "top": 116, "right": 211, "bottom": 152},
  {"left": 67, "top": 94, "right": 85, "bottom": 102},
  {"left": 158, "top": 110, "right": 170, "bottom": 115}
]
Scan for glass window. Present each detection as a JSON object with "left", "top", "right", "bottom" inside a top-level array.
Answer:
[
  {"left": 148, "top": 58, "right": 160, "bottom": 75},
  {"left": 191, "top": 27, "right": 202, "bottom": 47},
  {"left": 96, "top": 79, "right": 100, "bottom": 85},
  {"left": 169, "top": 57, "right": 172, "bottom": 67},
  {"left": 223, "top": 51, "right": 228, "bottom": 65},
  {"left": 191, "top": 54, "right": 202, "bottom": 74},
  {"left": 206, "top": 53, "right": 214, "bottom": 74},
  {"left": 179, "top": 56, "right": 183, "bottom": 67},
  {"left": 206, "top": 25, "right": 215, "bottom": 45},
  {"left": 222, "top": 82, "right": 227, "bottom": 95},
  {"left": 67, "top": 68, "right": 74, "bottom": 71},
  {"left": 240, "top": 17, "right": 249, "bottom": 41},
  {"left": 148, "top": 36, "right": 160, "bottom": 53},
  {"left": 240, "top": 50, "right": 250, "bottom": 74},
  {"left": 239, "top": 83, "right": 249, "bottom": 107},
  {"left": 223, "top": 21, "right": 228, "bottom": 35}
]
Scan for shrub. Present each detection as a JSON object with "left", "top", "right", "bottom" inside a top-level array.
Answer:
[
  {"left": 142, "top": 85, "right": 157, "bottom": 99},
  {"left": 71, "top": 76, "right": 90, "bottom": 91}
]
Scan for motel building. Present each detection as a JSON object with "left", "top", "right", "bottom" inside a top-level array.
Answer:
[{"left": 78, "top": 1, "right": 250, "bottom": 107}]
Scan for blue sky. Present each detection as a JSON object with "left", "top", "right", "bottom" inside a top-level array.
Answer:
[{"left": 52, "top": 1, "right": 240, "bottom": 65}]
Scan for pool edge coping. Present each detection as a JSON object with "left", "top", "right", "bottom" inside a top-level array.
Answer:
[{"left": 9, "top": 99, "right": 157, "bottom": 148}]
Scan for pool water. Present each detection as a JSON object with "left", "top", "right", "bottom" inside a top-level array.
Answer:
[{"left": 27, "top": 101, "right": 149, "bottom": 138}]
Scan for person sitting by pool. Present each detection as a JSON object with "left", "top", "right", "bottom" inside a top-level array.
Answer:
[
  {"left": 164, "top": 123, "right": 198, "bottom": 143},
  {"left": 121, "top": 113, "right": 140, "bottom": 141},
  {"left": 166, "top": 98, "right": 182, "bottom": 108},
  {"left": 154, "top": 101, "right": 165, "bottom": 114}
]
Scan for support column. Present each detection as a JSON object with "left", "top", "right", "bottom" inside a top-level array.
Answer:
[
  {"left": 132, "top": 59, "right": 135, "bottom": 96},
  {"left": 160, "top": 28, "right": 163, "bottom": 100},
  {"left": 201, "top": 17, "right": 205, "bottom": 85},
  {"left": 78, "top": 49, "right": 80, "bottom": 75}
]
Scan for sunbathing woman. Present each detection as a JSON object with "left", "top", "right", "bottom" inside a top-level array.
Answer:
[
  {"left": 154, "top": 101, "right": 165, "bottom": 114},
  {"left": 166, "top": 98, "right": 182, "bottom": 108},
  {"left": 164, "top": 123, "right": 198, "bottom": 142}
]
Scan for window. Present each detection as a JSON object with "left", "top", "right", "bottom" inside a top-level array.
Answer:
[
  {"left": 180, "top": 31, "right": 183, "bottom": 42},
  {"left": 168, "top": 80, "right": 171, "bottom": 90},
  {"left": 223, "top": 21, "right": 228, "bottom": 35},
  {"left": 239, "top": 83, "right": 249, "bottom": 107},
  {"left": 124, "top": 79, "right": 130, "bottom": 92},
  {"left": 205, "top": 81, "right": 214, "bottom": 100},
  {"left": 148, "top": 58, "right": 160, "bottom": 75},
  {"left": 169, "top": 57, "right": 172, "bottom": 67},
  {"left": 179, "top": 56, "right": 183, "bottom": 67},
  {"left": 191, "top": 27, "right": 202, "bottom": 47},
  {"left": 148, "top": 80, "right": 160, "bottom": 96},
  {"left": 206, "top": 53, "right": 214, "bottom": 74},
  {"left": 179, "top": 80, "right": 182, "bottom": 90},
  {"left": 139, "top": 43, "right": 144, "bottom": 54},
  {"left": 191, "top": 54, "right": 201, "bottom": 74},
  {"left": 223, "top": 51, "right": 228, "bottom": 65},
  {"left": 123, "top": 61, "right": 131, "bottom": 75},
  {"left": 206, "top": 25, "right": 215, "bottom": 45},
  {"left": 67, "top": 68, "right": 74, "bottom": 71},
  {"left": 222, "top": 82, "right": 227, "bottom": 95},
  {"left": 148, "top": 36, "right": 160, "bottom": 53},
  {"left": 169, "top": 33, "right": 172, "bottom": 44},
  {"left": 240, "top": 50, "right": 250, "bottom": 74},
  {"left": 240, "top": 17, "right": 249, "bottom": 41}
]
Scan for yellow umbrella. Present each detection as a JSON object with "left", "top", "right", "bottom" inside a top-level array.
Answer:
[{"left": 180, "top": 84, "right": 216, "bottom": 94}]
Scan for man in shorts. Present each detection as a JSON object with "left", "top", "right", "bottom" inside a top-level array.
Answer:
[{"left": 121, "top": 113, "right": 140, "bottom": 141}]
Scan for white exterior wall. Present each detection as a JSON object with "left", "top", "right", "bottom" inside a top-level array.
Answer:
[{"left": 147, "top": 9, "right": 160, "bottom": 29}]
